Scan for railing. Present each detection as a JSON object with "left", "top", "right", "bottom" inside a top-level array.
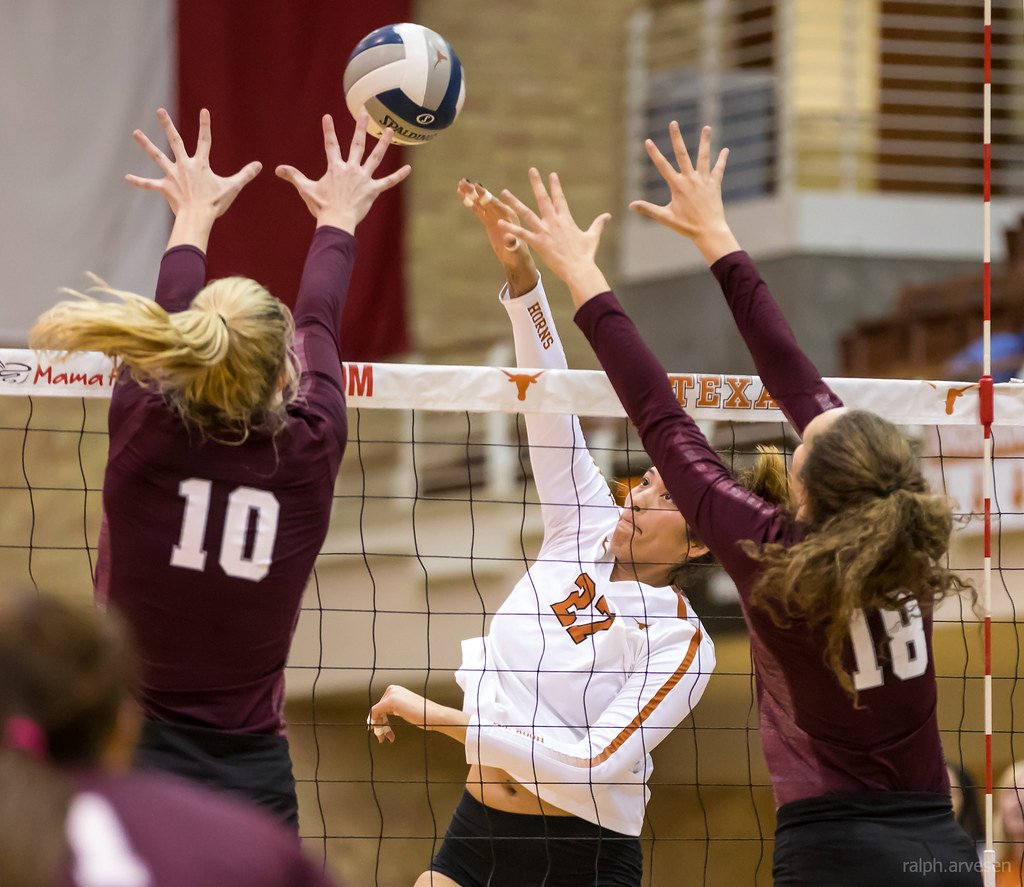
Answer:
[{"left": 627, "top": 0, "right": 1024, "bottom": 205}]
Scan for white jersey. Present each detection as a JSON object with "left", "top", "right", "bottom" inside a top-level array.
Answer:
[{"left": 457, "top": 279, "right": 716, "bottom": 837}]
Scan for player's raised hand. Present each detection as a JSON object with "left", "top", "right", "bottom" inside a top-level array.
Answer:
[
  {"left": 458, "top": 179, "right": 538, "bottom": 297},
  {"left": 629, "top": 123, "right": 740, "bottom": 264},
  {"left": 277, "top": 114, "right": 411, "bottom": 234},
  {"left": 498, "top": 169, "right": 612, "bottom": 308},
  {"left": 126, "top": 108, "right": 262, "bottom": 221}
]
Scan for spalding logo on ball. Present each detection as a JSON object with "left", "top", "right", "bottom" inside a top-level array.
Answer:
[{"left": 344, "top": 23, "right": 465, "bottom": 145}]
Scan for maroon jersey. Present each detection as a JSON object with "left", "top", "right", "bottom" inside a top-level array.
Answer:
[
  {"left": 95, "top": 227, "right": 353, "bottom": 734},
  {"left": 63, "top": 770, "right": 340, "bottom": 886},
  {"left": 575, "top": 251, "right": 949, "bottom": 807}
]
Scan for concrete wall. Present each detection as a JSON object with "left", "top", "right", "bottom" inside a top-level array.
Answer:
[{"left": 618, "top": 252, "right": 980, "bottom": 377}]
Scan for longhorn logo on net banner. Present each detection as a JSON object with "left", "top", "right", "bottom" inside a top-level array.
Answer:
[
  {"left": 927, "top": 382, "right": 977, "bottom": 416},
  {"left": 501, "top": 370, "right": 544, "bottom": 401}
]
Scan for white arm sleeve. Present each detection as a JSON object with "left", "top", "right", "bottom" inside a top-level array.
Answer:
[
  {"left": 464, "top": 613, "right": 714, "bottom": 791},
  {"left": 501, "top": 280, "right": 616, "bottom": 552}
]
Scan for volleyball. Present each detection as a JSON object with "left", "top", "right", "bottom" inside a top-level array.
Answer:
[{"left": 343, "top": 23, "right": 465, "bottom": 146}]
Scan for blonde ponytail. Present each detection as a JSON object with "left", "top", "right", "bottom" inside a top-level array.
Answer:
[
  {"left": 740, "top": 445, "right": 791, "bottom": 509},
  {"left": 30, "top": 276, "right": 297, "bottom": 441},
  {"left": 667, "top": 445, "right": 791, "bottom": 591}
]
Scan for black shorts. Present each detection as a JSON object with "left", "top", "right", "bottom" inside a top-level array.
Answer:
[
  {"left": 773, "top": 792, "right": 983, "bottom": 886},
  {"left": 136, "top": 719, "right": 298, "bottom": 830},
  {"left": 430, "top": 790, "right": 643, "bottom": 887}
]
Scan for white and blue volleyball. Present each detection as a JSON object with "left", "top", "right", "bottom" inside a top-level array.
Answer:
[{"left": 344, "top": 23, "right": 465, "bottom": 146}]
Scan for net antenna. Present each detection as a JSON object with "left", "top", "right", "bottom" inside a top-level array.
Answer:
[{"left": 982, "top": 1, "right": 996, "bottom": 883}]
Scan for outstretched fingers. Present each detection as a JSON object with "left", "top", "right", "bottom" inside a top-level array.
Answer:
[
  {"left": 276, "top": 163, "right": 310, "bottom": 182},
  {"left": 527, "top": 167, "right": 555, "bottom": 219},
  {"left": 196, "top": 108, "right": 212, "bottom": 162},
  {"left": 124, "top": 174, "right": 164, "bottom": 192},
  {"left": 228, "top": 160, "right": 263, "bottom": 191},
  {"left": 587, "top": 212, "right": 612, "bottom": 239},
  {"left": 363, "top": 125, "right": 395, "bottom": 175},
  {"left": 695, "top": 124, "right": 713, "bottom": 174},
  {"left": 132, "top": 128, "right": 173, "bottom": 174},
  {"left": 322, "top": 114, "right": 343, "bottom": 164},
  {"left": 645, "top": 137, "right": 682, "bottom": 184},
  {"left": 501, "top": 187, "right": 543, "bottom": 232},
  {"left": 459, "top": 180, "right": 523, "bottom": 252},
  {"left": 372, "top": 163, "right": 412, "bottom": 194},
  {"left": 275, "top": 164, "right": 318, "bottom": 217},
  {"left": 496, "top": 217, "right": 535, "bottom": 248},
  {"left": 629, "top": 199, "right": 672, "bottom": 224},
  {"left": 346, "top": 113, "right": 367, "bottom": 164},
  {"left": 456, "top": 178, "right": 476, "bottom": 206},
  {"left": 712, "top": 146, "right": 730, "bottom": 182},
  {"left": 547, "top": 172, "right": 576, "bottom": 221},
  {"left": 460, "top": 180, "right": 512, "bottom": 221},
  {"left": 156, "top": 107, "right": 188, "bottom": 161},
  {"left": 668, "top": 120, "right": 694, "bottom": 174}
]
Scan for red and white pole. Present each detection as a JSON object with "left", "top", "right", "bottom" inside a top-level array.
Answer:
[{"left": 981, "top": 2, "right": 995, "bottom": 884}]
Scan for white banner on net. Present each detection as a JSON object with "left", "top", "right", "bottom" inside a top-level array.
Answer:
[
  {"left": 3, "top": 348, "right": 1024, "bottom": 427},
  {"left": 3, "top": 348, "right": 1021, "bottom": 534}
]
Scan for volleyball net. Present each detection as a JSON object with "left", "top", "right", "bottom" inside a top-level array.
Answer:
[{"left": 1, "top": 349, "right": 1021, "bottom": 885}]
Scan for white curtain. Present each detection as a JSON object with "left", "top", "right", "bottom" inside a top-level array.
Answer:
[{"left": 0, "top": 0, "right": 173, "bottom": 345}]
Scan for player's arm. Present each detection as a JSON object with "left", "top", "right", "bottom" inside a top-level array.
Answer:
[
  {"left": 631, "top": 123, "right": 842, "bottom": 435},
  {"left": 368, "top": 614, "right": 714, "bottom": 786},
  {"left": 459, "top": 181, "right": 614, "bottom": 548},
  {"left": 126, "top": 108, "right": 261, "bottom": 313},
  {"left": 497, "top": 169, "right": 785, "bottom": 577},
  {"left": 368, "top": 685, "right": 469, "bottom": 745},
  {"left": 463, "top": 614, "right": 715, "bottom": 789},
  {"left": 277, "top": 115, "right": 411, "bottom": 425}
]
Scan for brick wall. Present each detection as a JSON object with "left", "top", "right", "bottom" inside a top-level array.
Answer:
[{"left": 406, "top": 0, "right": 642, "bottom": 369}]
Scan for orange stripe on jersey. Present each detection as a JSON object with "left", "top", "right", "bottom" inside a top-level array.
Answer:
[{"left": 590, "top": 626, "right": 702, "bottom": 766}]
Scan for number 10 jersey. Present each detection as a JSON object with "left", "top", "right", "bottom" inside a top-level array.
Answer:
[{"left": 96, "top": 228, "right": 354, "bottom": 736}]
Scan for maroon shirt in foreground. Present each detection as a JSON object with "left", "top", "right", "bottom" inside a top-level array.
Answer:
[
  {"left": 63, "top": 770, "right": 339, "bottom": 886},
  {"left": 575, "top": 251, "right": 948, "bottom": 807},
  {"left": 96, "top": 227, "right": 354, "bottom": 734}
]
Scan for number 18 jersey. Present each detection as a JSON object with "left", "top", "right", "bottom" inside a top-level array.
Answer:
[{"left": 575, "top": 251, "right": 950, "bottom": 807}]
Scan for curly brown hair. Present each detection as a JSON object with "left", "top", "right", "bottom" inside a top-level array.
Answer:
[{"left": 743, "top": 410, "right": 972, "bottom": 695}]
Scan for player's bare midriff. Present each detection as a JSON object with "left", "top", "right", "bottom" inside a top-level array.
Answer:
[{"left": 466, "top": 765, "right": 575, "bottom": 816}]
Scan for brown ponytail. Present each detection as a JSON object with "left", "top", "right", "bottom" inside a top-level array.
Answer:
[
  {"left": 744, "top": 411, "right": 972, "bottom": 694},
  {"left": 0, "top": 594, "right": 137, "bottom": 887},
  {"left": 0, "top": 750, "right": 69, "bottom": 887}
]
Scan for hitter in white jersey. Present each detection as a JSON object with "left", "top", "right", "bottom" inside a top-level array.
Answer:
[{"left": 369, "top": 181, "right": 717, "bottom": 887}]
